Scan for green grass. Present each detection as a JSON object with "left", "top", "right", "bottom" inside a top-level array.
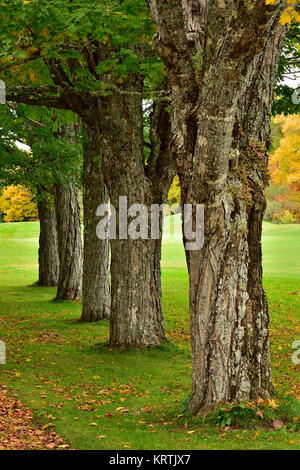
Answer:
[
  {"left": 262, "top": 223, "right": 300, "bottom": 279},
  {"left": 0, "top": 219, "right": 299, "bottom": 450}
]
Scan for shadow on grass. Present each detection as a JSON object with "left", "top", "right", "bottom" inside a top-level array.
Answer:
[{"left": 90, "top": 339, "right": 186, "bottom": 357}]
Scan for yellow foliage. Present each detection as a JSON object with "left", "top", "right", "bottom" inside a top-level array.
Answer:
[
  {"left": 0, "top": 186, "right": 38, "bottom": 223},
  {"left": 266, "top": 0, "right": 300, "bottom": 25},
  {"left": 270, "top": 114, "right": 300, "bottom": 188}
]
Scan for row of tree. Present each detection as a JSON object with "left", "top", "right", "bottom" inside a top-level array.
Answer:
[{"left": 0, "top": 0, "right": 299, "bottom": 416}]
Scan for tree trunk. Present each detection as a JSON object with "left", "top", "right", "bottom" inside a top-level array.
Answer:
[
  {"left": 149, "top": 0, "right": 284, "bottom": 414},
  {"left": 109, "top": 236, "right": 166, "bottom": 347},
  {"left": 37, "top": 191, "right": 59, "bottom": 287},
  {"left": 96, "top": 76, "right": 172, "bottom": 347},
  {"left": 234, "top": 25, "right": 285, "bottom": 405},
  {"left": 186, "top": 27, "right": 284, "bottom": 416},
  {"left": 81, "top": 123, "right": 110, "bottom": 321},
  {"left": 54, "top": 182, "right": 83, "bottom": 301},
  {"left": 4, "top": 15, "right": 173, "bottom": 343}
]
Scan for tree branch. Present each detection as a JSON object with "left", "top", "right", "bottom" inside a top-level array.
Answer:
[
  {"left": 147, "top": 0, "right": 197, "bottom": 103},
  {"left": 5, "top": 86, "right": 67, "bottom": 109},
  {"left": 146, "top": 97, "right": 175, "bottom": 193}
]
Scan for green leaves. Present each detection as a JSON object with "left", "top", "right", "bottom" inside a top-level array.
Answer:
[
  {"left": 0, "top": 104, "right": 82, "bottom": 192},
  {"left": 0, "top": 1, "right": 162, "bottom": 99},
  {"left": 273, "top": 18, "right": 300, "bottom": 116}
]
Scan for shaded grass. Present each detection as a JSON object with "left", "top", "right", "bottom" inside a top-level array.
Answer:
[{"left": 0, "top": 220, "right": 299, "bottom": 450}]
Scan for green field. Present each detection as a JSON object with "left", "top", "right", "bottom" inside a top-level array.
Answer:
[{"left": 0, "top": 219, "right": 299, "bottom": 450}]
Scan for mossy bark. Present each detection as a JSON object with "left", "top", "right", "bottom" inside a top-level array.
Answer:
[{"left": 149, "top": 0, "right": 285, "bottom": 414}]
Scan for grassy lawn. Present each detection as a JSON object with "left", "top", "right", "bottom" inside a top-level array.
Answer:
[{"left": 0, "top": 219, "right": 299, "bottom": 450}]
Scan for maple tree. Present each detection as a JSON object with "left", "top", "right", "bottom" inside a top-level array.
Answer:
[
  {"left": 270, "top": 113, "right": 300, "bottom": 189},
  {"left": 0, "top": 0, "right": 299, "bottom": 416}
]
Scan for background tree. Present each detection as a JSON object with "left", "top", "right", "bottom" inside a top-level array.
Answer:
[
  {"left": 0, "top": 185, "right": 38, "bottom": 222},
  {"left": 81, "top": 123, "right": 110, "bottom": 321},
  {"left": 273, "top": 3, "right": 300, "bottom": 115},
  {"left": 266, "top": 113, "right": 300, "bottom": 223},
  {"left": 36, "top": 187, "right": 60, "bottom": 287},
  {"left": 270, "top": 113, "right": 300, "bottom": 188},
  {"left": 0, "top": 105, "right": 60, "bottom": 285}
]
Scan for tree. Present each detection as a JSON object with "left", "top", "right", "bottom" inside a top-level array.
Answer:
[
  {"left": 270, "top": 114, "right": 300, "bottom": 188},
  {"left": 0, "top": 106, "right": 59, "bottom": 285},
  {"left": 148, "top": 0, "right": 287, "bottom": 414},
  {"left": 91, "top": 77, "right": 173, "bottom": 346},
  {"left": 0, "top": 185, "right": 38, "bottom": 222},
  {"left": 36, "top": 190, "right": 60, "bottom": 287},
  {"left": 81, "top": 123, "right": 110, "bottom": 321},
  {"left": 32, "top": 118, "right": 83, "bottom": 301},
  {"left": 54, "top": 180, "right": 82, "bottom": 301},
  {"left": 0, "top": 0, "right": 174, "bottom": 346},
  {"left": 273, "top": 1, "right": 300, "bottom": 115},
  {"left": 0, "top": 104, "right": 82, "bottom": 292}
]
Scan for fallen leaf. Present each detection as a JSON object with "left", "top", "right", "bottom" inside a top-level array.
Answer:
[{"left": 257, "top": 410, "right": 264, "bottom": 419}]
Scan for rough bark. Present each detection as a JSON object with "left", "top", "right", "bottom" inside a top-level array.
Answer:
[
  {"left": 233, "top": 25, "right": 285, "bottom": 403},
  {"left": 12, "top": 81, "right": 173, "bottom": 346},
  {"left": 81, "top": 123, "right": 110, "bottom": 322},
  {"left": 5, "top": 40, "right": 173, "bottom": 347},
  {"left": 96, "top": 75, "right": 173, "bottom": 348},
  {"left": 37, "top": 190, "right": 59, "bottom": 287},
  {"left": 149, "top": 0, "right": 285, "bottom": 413},
  {"left": 54, "top": 182, "right": 83, "bottom": 301}
]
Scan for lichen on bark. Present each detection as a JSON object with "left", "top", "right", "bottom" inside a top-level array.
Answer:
[{"left": 148, "top": 0, "right": 285, "bottom": 415}]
